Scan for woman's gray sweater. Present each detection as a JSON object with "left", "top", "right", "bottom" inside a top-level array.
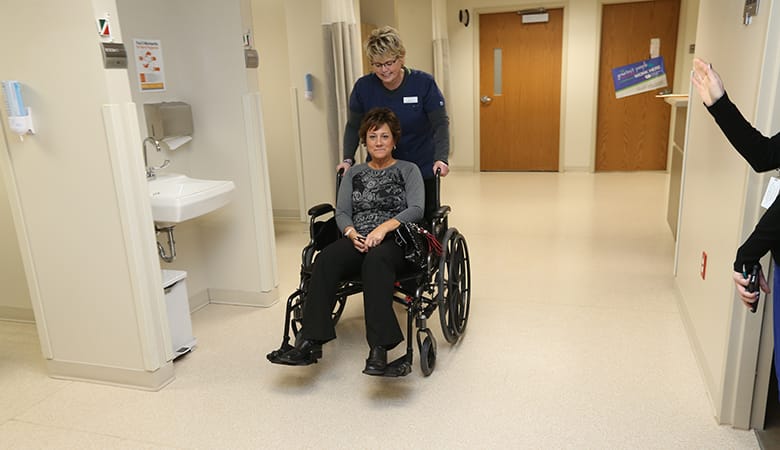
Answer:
[{"left": 335, "top": 160, "right": 424, "bottom": 236}]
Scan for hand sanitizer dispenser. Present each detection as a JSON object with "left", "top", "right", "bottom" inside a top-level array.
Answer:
[{"left": 2, "top": 80, "right": 35, "bottom": 137}]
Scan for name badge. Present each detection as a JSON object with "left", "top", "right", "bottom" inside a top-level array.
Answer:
[
  {"left": 403, "top": 96, "right": 418, "bottom": 104},
  {"left": 761, "top": 177, "right": 780, "bottom": 209}
]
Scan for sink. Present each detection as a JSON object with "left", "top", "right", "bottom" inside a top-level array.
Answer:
[{"left": 148, "top": 173, "right": 235, "bottom": 224}]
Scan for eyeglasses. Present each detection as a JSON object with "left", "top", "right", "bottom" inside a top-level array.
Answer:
[{"left": 371, "top": 58, "right": 398, "bottom": 69}]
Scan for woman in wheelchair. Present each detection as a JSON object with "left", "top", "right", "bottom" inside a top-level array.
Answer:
[{"left": 272, "top": 107, "right": 425, "bottom": 375}]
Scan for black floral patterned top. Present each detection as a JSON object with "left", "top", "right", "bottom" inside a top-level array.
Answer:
[{"left": 335, "top": 160, "right": 424, "bottom": 237}]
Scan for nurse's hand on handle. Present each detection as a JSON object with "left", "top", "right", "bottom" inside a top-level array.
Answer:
[
  {"left": 691, "top": 57, "right": 725, "bottom": 107},
  {"left": 733, "top": 269, "right": 770, "bottom": 310},
  {"left": 336, "top": 159, "right": 353, "bottom": 175},
  {"left": 433, "top": 160, "right": 449, "bottom": 177}
]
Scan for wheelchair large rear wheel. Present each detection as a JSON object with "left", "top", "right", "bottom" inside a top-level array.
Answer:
[{"left": 436, "top": 228, "right": 471, "bottom": 344}]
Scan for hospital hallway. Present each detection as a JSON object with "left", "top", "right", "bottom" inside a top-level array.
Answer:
[{"left": 0, "top": 171, "right": 762, "bottom": 448}]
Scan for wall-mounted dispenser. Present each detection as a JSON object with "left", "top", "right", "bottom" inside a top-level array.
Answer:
[
  {"left": 245, "top": 48, "right": 259, "bottom": 69},
  {"left": 1, "top": 80, "right": 35, "bottom": 138},
  {"left": 143, "top": 101, "right": 193, "bottom": 149},
  {"left": 304, "top": 73, "right": 313, "bottom": 101}
]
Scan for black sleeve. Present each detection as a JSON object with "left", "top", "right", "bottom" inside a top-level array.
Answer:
[
  {"left": 707, "top": 92, "right": 780, "bottom": 172},
  {"left": 342, "top": 109, "right": 363, "bottom": 160},
  {"left": 733, "top": 197, "right": 780, "bottom": 272},
  {"left": 427, "top": 106, "right": 450, "bottom": 163}
]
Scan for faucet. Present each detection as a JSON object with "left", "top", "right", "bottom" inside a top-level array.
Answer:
[{"left": 142, "top": 137, "right": 170, "bottom": 179}]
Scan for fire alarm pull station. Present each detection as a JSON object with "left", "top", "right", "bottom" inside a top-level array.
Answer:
[{"left": 701, "top": 251, "right": 708, "bottom": 280}]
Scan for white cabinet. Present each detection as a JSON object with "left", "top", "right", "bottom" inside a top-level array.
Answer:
[{"left": 161, "top": 269, "right": 197, "bottom": 359}]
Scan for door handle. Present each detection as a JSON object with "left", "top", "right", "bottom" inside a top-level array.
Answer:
[{"left": 480, "top": 95, "right": 493, "bottom": 104}]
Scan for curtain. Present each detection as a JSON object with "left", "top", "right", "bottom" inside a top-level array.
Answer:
[
  {"left": 432, "top": 0, "right": 453, "bottom": 154},
  {"left": 322, "top": 0, "right": 362, "bottom": 161}
]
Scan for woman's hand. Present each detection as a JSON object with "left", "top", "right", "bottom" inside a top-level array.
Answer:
[
  {"left": 352, "top": 233, "right": 368, "bottom": 252},
  {"left": 363, "top": 220, "right": 400, "bottom": 249},
  {"left": 692, "top": 57, "right": 725, "bottom": 107},
  {"left": 733, "top": 269, "right": 770, "bottom": 309}
]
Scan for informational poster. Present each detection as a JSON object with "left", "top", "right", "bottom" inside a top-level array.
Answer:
[
  {"left": 133, "top": 39, "right": 166, "bottom": 92},
  {"left": 611, "top": 57, "right": 668, "bottom": 99}
]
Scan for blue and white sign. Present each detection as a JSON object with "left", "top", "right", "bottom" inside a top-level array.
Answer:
[{"left": 611, "top": 57, "right": 668, "bottom": 99}]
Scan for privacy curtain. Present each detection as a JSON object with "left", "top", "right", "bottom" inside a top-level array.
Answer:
[
  {"left": 322, "top": 0, "right": 362, "bottom": 161},
  {"left": 432, "top": 0, "right": 453, "bottom": 153}
]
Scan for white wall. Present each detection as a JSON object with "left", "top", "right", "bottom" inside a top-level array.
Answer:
[
  {"left": 0, "top": 0, "right": 173, "bottom": 388},
  {"left": 0, "top": 145, "right": 31, "bottom": 321},
  {"left": 675, "top": 0, "right": 777, "bottom": 422},
  {"left": 283, "top": 0, "right": 341, "bottom": 210},
  {"left": 252, "top": 0, "right": 300, "bottom": 219},
  {"left": 410, "top": 0, "right": 696, "bottom": 172},
  {"left": 397, "top": 0, "right": 434, "bottom": 74},
  {"left": 117, "top": 0, "right": 278, "bottom": 307},
  {"left": 360, "top": 0, "right": 396, "bottom": 27}
]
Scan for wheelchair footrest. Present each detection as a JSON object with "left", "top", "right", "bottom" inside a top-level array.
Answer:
[
  {"left": 381, "top": 355, "right": 412, "bottom": 377},
  {"left": 266, "top": 342, "right": 294, "bottom": 364}
]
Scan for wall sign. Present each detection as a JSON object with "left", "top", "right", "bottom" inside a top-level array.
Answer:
[
  {"left": 611, "top": 57, "right": 668, "bottom": 99},
  {"left": 133, "top": 39, "right": 166, "bottom": 92}
]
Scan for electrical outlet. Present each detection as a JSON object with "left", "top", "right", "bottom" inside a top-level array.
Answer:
[{"left": 700, "top": 251, "right": 708, "bottom": 280}]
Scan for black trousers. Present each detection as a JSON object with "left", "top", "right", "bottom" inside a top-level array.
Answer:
[{"left": 302, "top": 237, "right": 406, "bottom": 348}]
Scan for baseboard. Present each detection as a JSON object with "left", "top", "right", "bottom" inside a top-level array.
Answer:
[
  {"left": 208, "top": 287, "right": 279, "bottom": 307},
  {"left": 674, "top": 282, "right": 721, "bottom": 420},
  {"left": 562, "top": 166, "right": 592, "bottom": 172},
  {"left": 189, "top": 289, "right": 210, "bottom": 313},
  {"left": 273, "top": 209, "right": 301, "bottom": 220},
  {"left": 47, "top": 359, "right": 175, "bottom": 391},
  {"left": 0, "top": 306, "right": 35, "bottom": 323}
]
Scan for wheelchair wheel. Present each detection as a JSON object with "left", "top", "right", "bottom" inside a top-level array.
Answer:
[
  {"left": 436, "top": 228, "right": 472, "bottom": 344},
  {"left": 419, "top": 333, "right": 437, "bottom": 376}
]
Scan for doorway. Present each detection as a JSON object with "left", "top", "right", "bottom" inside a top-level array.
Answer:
[
  {"left": 595, "top": 0, "right": 680, "bottom": 171},
  {"left": 479, "top": 9, "right": 563, "bottom": 171}
]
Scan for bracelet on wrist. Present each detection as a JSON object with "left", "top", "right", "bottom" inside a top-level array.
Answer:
[
  {"left": 345, "top": 228, "right": 354, "bottom": 238},
  {"left": 343, "top": 158, "right": 354, "bottom": 166}
]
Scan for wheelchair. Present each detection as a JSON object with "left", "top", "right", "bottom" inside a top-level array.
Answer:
[{"left": 267, "top": 170, "right": 471, "bottom": 377}]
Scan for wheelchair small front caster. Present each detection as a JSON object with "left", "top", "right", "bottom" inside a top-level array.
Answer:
[{"left": 418, "top": 329, "right": 437, "bottom": 376}]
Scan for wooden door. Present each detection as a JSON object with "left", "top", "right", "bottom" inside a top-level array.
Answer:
[
  {"left": 596, "top": 0, "right": 680, "bottom": 171},
  {"left": 479, "top": 10, "right": 563, "bottom": 171}
]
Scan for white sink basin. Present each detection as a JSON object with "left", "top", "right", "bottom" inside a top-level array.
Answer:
[{"left": 148, "top": 173, "right": 235, "bottom": 225}]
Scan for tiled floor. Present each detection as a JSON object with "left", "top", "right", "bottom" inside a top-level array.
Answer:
[{"left": 0, "top": 171, "right": 760, "bottom": 448}]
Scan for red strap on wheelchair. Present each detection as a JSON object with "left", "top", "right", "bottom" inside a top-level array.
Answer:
[{"left": 421, "top": 228, "right": 442, "bottom": 256}]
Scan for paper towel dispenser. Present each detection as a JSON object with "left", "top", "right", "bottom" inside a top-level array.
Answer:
[{"left": 144, "top": 102, "right": 193, "bottom": 142}]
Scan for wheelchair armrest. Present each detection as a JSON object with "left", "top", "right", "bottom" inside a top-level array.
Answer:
[
  {"left": 308, "top": 203, "right": 335, "bottom": 218},
  {"left": 431, "top": 205, "right": 451, "bottom": 219}
]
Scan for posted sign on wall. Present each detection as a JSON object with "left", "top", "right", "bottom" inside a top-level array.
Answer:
[
  {"left": 611, "top": 57, "right": 667, "bottom": 99},
  {"left": 133, "top": 39, "right": 166, "bottom": 92}
]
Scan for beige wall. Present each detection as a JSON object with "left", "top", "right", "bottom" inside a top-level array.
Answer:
[
  {"left": 258, "top": 0, "right": 699, "bottom": 209},
  {"left": 253, "top": 0, "right": 300, "bottom": 219},
  {"left": 676, "top": 0, "right": 778, "bottom": 422},
  {"left": 117, "top": 0, "right": 278, "bottom": 306},
  {"left": 0, "top": 0, "right": 173, "bottom": 388},
  {"left": 397, "top": 0, "right": 434, "bottom": 74},
  {"left": 0, "top": 142, "right": 31, "bottom": 321},
  {"left": 446, "top": 0, "right": 697, "bottom": 171}
]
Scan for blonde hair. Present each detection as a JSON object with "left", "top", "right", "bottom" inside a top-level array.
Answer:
[{"left": 365, "top": 26, "right": 406, "bottom": 63}]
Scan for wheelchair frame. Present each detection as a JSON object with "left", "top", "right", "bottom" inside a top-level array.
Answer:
[{"left": 268, "top": 172, "right": 471, "bottom": 377}]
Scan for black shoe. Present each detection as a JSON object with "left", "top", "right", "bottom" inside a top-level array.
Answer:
[
  {"left": 274, "top": 339, "right": 322, "bottom": 366},
  {"left": 362, "top": 346, "right": 387, "bottom": 376}
]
